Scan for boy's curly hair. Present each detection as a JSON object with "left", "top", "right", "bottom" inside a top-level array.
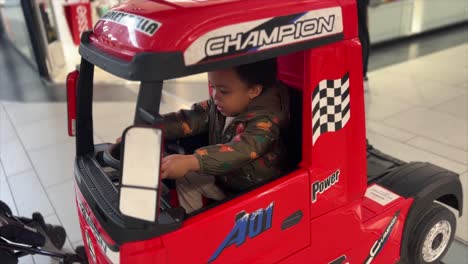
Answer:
[{"left": 234, "top": 58, "right": 277, "bottom": 90}]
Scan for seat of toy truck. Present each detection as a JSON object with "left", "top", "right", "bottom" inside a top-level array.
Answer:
[{"left": 103, "top": 141, "right": 121, "bottom": 170}]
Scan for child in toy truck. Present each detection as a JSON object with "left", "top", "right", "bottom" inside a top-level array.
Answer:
[{"left": 160, "top": 59, "right": 290, "bottom": 214}]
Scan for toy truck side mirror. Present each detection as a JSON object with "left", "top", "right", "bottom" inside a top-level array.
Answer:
[{"left": 119, "top": 126, "right": 163, "bottom": 223}]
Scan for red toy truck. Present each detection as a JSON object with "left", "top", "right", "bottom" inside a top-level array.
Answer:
[{"left": 66, "top": 0, "right": 463, "bottom": 263}]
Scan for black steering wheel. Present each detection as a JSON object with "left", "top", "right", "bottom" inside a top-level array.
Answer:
[{"left": 102, "top": 140, "right": 186, "bottom": 171}]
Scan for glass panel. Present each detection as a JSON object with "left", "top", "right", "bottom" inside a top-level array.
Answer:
[{"left": 1, "top": 0, "right": 36, "bottom": 67}]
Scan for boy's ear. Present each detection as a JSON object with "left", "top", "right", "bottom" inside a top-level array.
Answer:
[{"left": 248, "top": 84, "right": 263, "bottom": 99}]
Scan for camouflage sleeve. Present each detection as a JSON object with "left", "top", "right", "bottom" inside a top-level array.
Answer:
[
  {"left": 162, "top": 100, "right": 210, "bottom": 140},
  {"left": 194, "top": 117, "right": 279, "bottom": 175}
]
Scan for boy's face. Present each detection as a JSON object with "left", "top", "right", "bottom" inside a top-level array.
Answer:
[{"left": 208, "top": 69, "right": 262, "bottom": 117}]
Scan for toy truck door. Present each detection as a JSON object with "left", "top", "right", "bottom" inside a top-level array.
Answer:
[{"left": 161, "top": 169, "right": 310, "bottom": 263}]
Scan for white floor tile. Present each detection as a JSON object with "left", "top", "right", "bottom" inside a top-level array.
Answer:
[
  {"left": 366, "top": 120, "right": 416, "bottom": 142},
  {"left": 0, "top": 160, "right": 5, "bottom": 181},
  {"left": 2, "top": 102, "right": 66, "bottom": 127},
  {"left": 93, "top": 114, "right": 134, "bottom": 143},
  {"left": 0, "top": 139, "right": 32, "bottom": 176},
  {"left": 92, "top": 102, "right": 177, "bottom": 143},
  {"left": 18, "top": 255, "right": 35, "bottom": 264},
  {"left": 444, "top": 240, "right": 468, "bottom": 264},
  {"left": 367, "top": 132, "right": 468, "bottom": 174},
  {"left": 94, "top": 135, "right": 104, "bottom": 144},
  {"left": 414, "top": 64, "right": 466, "bottom": 87},
  {"left": 93, "top": 102, "right": 136, "bottom": 119},
  {"left": 161, "top": 91, "right": 194, "bottom": 111},
  {"left": 164, "top": 81, "right": 210, "bottom": 104},
  {"left": 92, "top": 102, "right": 178, "bottom": 143},
  {"left": 380, "top": 52, "right": 468, "bottom": 87},
  {"left": 372, "top": 78, "right": 465, "bottom": 107},
  {"left": 433, "top": 93, "right": 468, "bottom": 120},
  {"left": 93, "top": 67, "right": 139, "bottom": 87},
  {"left": 368, "top": 69, "right": 426, "bottom": 91},
  {"left": 33, "top": 255, "right": 60, "bottom": 264},
  {"left": 0, "top": 179, "right": 18, "bottom": 215},
  {"left": 364, "top": 92, "right": 414, "bottom": 121},
  {"left": 16, "top": 118, "right": 71, "bottom": 151},
  {"left": 426, "top": 43, "right": 467, "bottom": 58},
  {"left": 47, "top": 180, "right": 82, "bottom": 243},
  {"left": 29, "top": 141, "right": 75, "bottom": 187},
  {"left": 159, "top": 101, "right": 181, "bottom": 114},
  {"left": 71, "top": 240, "right": 84, "bottom": 251},
  {"left": 8, "top": 171, "right": 54, "bottom": 217},
  {"left": 407, "top": 137, "right": 468, "bottom": 165},
  {"left": 384, "top": 107, "right": 468, "bottom": 151},
  {"left": 455, "top": 172, "right": 468, "bottom": 242},
  {"left": 416, "top": 45, "right": 468, "bottom": 71},
  {"left": 0, "top": 118, "right": 17, "bottom": 144},
  {"left": 423, "top": 55, "right": 468, "bottom": 73},
  {"left": 0, "top": 106, "right": 18, "bottom": 144}
]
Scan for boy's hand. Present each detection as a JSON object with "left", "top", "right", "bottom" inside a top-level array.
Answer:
[{"left": 161, "top": 154, "right": 200, "bottom": 179}]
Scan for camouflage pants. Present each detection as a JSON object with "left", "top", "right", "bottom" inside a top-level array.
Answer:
[{"left": 176, "top": 172, "right": 226, "bottom": 214}]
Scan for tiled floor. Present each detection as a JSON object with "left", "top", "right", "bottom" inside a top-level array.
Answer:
[
  {"left": 368, "top": 23, "right": 468, "bottom": 71},
  {"left": 1, "top": 38, "right": 468, "bottom": 263}
]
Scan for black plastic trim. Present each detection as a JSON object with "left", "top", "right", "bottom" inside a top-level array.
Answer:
[
  {"left": 76, "top": 59, "right": 95, "bottom": 156},
  {"left": 79, "top": 31, "right": 344, "bottom": 81},
  {"left": 375, "top": 162, "right": 463, "bottom": 263},
  {"left": 281, "top": 210, "right": 303, "bottom": 231},
  {"left": 75, "top": 155, "right": 183, "bottom": 245},
  {"left": 134, "top": 81, "right": 163, "bottom": 124},
  {"left": 366, "top": 141, "right": 406, "bottom": 183}
]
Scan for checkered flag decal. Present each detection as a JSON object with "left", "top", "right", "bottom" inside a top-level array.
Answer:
[{"left": 312, "top": 73, "right": 350, "bottom": 144}]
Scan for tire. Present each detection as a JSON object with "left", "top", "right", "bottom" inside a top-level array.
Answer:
[
  {"left": 49, "top": 226, "right": 67, "bottom": 250},
  {"left": 0, "top": 200, "right": 12, "bottom": 216},
  {"left": 75, "top": 246, "right": 89, "bottom": 264},
  {"left": 408, "top": 203, "right": 456, "bottom": 264}
]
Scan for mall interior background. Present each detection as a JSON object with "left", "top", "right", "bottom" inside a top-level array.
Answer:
[{"left": 0, "top": 0, "right": 467, "bottom": 263}]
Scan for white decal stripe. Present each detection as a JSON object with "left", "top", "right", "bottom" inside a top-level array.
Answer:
[
  {"left": 100, "top": 11, "right": 161, "bottom": 37},
  {"left": 184, "top": 7, "right": 343, "bottom": 65},
  {"left": 184, "top": 18, "right": 269, "bottom": 65},
  {"left": 257, "top": 7, "right": 343, "bottom": 52},
  {"left": 365, "top": 185, "right": 400, "bottom": 206},
  {"left": 78, "top": 199, "right": 120, "bottom": 263}
]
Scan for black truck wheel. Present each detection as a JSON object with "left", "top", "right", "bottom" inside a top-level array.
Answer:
[{"left": 409, "top": 203, "right": 456, "bottom": 264}]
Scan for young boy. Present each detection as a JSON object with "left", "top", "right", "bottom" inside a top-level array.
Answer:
[{"left": 161, "top": 59, "right": 289, "bottom": 214}]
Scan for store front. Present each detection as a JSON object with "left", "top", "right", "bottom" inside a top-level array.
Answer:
[{"left": 0, "top": 0, "right": 65, "bottom": 80}]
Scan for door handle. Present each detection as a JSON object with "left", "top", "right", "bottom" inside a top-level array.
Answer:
[{"left": 281, "top": 210, "right": 303, "bottom": 230}]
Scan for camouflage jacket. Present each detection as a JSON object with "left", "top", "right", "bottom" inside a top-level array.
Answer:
[{"left": 162, "top": 83, "right": 290, "bottom": 193}]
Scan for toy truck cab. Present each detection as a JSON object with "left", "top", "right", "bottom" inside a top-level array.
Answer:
[{"left": 68, "top": 0, "right": 463, "bottom": 263}]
